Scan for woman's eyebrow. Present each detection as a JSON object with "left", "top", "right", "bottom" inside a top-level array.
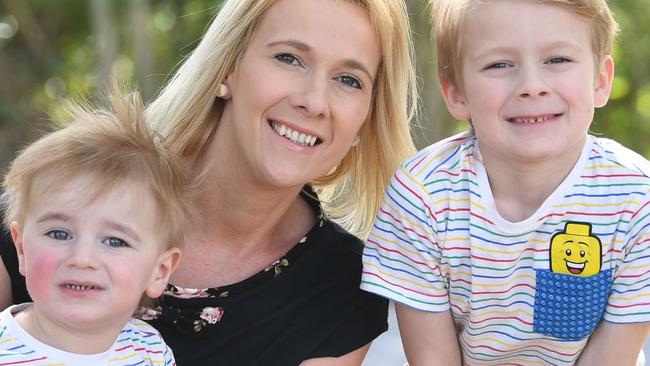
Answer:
[{"left": 266, "top": 39, "right": 373, "bottom": 81}]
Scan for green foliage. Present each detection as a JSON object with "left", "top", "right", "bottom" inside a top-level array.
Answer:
[
  {"left": 0, "top": 0, "right": 221, "bottom": 168},
  {"left": 0, "top": 0, "right": 649, "bottom": 169}
]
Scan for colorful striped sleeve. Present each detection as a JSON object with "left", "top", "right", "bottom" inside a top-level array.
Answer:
[
  {"left": 604, "top": 191, "right": 650, "bottom": 323},
  {"left": 361, "top": 165, "right": 450, "bottom": 312}
]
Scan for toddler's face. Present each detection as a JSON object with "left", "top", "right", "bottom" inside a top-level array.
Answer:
[
  {"left": 10, "top": 175, "right": 179, "bottom": 332},
  {"left": 442, "top": 0, "right": 613, "bottom": 166}
]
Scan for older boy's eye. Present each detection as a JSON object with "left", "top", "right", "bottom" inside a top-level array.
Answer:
[
  {"left": 46, "top": 230, "right": 71, "bottom": 241},
  {"left": 103, "top": 237, "right": 129, "bottom": 248},
  {"left": 547, "top": 57, "right": 572, "bottom": 64},
  {"left": 337, "top": 75, "right": 362, "bottom": 90},
  {"left": 274, "top": 53, "right": 302, "bottom": 66}
]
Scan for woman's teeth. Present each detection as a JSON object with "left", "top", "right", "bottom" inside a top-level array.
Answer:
[{"left": 272, "top": 122, "right": 319, "bottom": 146}]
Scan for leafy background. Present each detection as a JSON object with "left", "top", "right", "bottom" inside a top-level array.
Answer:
[
  {"left": 1, "top": 1, "right": 649, "bottom": 170},
  {"left": 0, "top": 1, "right": 649, "bottom": 364}
]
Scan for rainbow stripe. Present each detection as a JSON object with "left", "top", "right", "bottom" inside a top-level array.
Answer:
[{"left": 362, "top": 132, "right": 650, "bottom": 364}]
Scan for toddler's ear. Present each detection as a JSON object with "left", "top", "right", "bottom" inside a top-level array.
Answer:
[
  {"left": 9, "top": 222, "right": 26, "bottom": 277},
  {"left": 440, "top": 79, "right": 471, "bottom": 120},
  {"left": 594, "top": 55, "right": 615, "bottom": 108},
  {"left": 145, "top": 247, "right": 182, "bottom": 299}
]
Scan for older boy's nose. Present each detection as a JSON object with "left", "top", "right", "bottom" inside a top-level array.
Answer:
[
  {"left": 517, "top": 67, "right": 550, "bottom": 99},
  {"left": 289, "top": 73, "right": 330, "bottom": 119}
]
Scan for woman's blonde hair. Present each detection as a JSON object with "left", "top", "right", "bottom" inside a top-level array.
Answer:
[
  {"left": 432, "top": 0, "right": 619, "bottom": 91},
  {"left": 2, "top": 88, "right": 190, "bottom": 249},
  {"left": 146, "top": 0, "right": 417, "bottom": 238}
]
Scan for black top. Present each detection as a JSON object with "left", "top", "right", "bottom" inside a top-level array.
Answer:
[
  {"left": 0, "top": 224, "right": 29, "bottom": 304},
  {"left": 0, "top": 196, "right": 388, "bottom": 366}
]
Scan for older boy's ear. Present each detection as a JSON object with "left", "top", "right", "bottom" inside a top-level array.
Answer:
[
  {"left": 9, "top": 222, "right": 26, "bottom": 277},
  {"left": 145, "top": 247, "right": 181, "bottom": 299},
  {"left": 440, "top": 78, "right": 471, "bottom": 120},
  {"left": 594, "top": 55, "right": 615, "bottom": 108}
]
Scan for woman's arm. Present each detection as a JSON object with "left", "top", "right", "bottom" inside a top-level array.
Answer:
[
  {"left": 396, "top": 304, "right": 461, "bottom": 366},
  {"left": 300, "top": 343, "right": 371, "bottom": 366},
  {"left": 577, "top": 321, "right": 649, "bottom": 366}
]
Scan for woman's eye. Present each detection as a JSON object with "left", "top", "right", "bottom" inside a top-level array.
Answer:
[
  {"left": 484, "top": 62, "right": 511, "bottom": 70},
  {"left": 275, "top": 53, "right": 301, "bottom": 66},
  {"left": 338, "top": 75, "right": 362, "bottom": 90},
  {"left": 547, "top": 57, "right": 572, "bottom": 64},
  {"left": 46, "top": 230, "right": 71, "bottom": 241},
  {"left": 103, "top": 237, "right": 129, "bottom": 248}
]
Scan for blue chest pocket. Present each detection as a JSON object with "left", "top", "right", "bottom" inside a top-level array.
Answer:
[{"left": 533, "top": 269, "right": 612, "bottom": 341}]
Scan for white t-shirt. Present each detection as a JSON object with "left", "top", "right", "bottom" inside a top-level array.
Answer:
[{"left": 0, "top": 303, "right": 175, "bottom": 366}]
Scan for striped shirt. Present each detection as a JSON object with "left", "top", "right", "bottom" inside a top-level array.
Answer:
[
  {"left": 0, "top": 304, "right": 176, "bottom": 366},
  {"left": 361, "top": 132, "right": 650, "bottom": 365}
]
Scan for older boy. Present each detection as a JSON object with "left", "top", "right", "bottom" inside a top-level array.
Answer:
[
  {"left": 0, "top": 90, "right": 187, "bottom": 365},
  {"left": 361, "top": 0, "right": 650, "bottom": 364}
]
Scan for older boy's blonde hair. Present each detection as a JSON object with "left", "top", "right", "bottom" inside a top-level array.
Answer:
[
  {"left": 431, "top": 0, "right": 619, "bottom": 91},
  {"left": 2, "top": 89, "right": 189, "bottom": 249},
  {"left": 146, "top": 0, "right": 417, "bottom": 238}
]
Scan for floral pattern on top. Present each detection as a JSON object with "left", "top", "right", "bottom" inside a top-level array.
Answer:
[{"left": 135, "top": 209, "right": 325, "bottom": 334}]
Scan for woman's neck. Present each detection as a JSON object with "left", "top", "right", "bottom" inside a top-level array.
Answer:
[{"left": 173, "top": 159, "right": 316, "bottom": 288}]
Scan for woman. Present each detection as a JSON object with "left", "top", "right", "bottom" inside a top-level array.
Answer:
[{"left": 0, "top": 0, "right": 417, "bottom": 364}]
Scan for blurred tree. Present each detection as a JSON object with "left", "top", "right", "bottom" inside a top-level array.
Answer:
[{"left": 0, "top": 0, "right": 648, "bottom": 169}]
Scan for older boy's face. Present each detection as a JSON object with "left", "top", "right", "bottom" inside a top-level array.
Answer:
[
  {"left": 10, "top": 175, "right": 179, "bottom": 337},
  {"left": 444, "top": 0, "right": 613, "bottom": 166}
]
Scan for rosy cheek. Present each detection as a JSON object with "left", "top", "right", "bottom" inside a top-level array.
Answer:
[{"left": 24, "top": 246, "right": 64, "bottom": 300}]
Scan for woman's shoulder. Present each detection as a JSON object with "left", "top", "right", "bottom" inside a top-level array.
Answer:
[{"left": 312, "top": 217, "right": 365, "bottom": 258}]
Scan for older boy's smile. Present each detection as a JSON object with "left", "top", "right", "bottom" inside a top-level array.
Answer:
[
  {"left": 506, "top": 113, "right": 563, "bottom": 124},
  {"left": 447, "top": 0, "right": 613, "bottom": 166}
]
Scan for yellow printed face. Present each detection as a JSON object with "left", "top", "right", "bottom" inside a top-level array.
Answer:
[{"left": 550, "top": 222, "right": 601, "bottom": 277}]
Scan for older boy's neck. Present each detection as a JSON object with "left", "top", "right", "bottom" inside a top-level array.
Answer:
[{"left": 485, "top": 148, "right": 583, "bottom": 223}]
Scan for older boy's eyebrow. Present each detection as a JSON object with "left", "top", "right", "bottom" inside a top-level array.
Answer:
[
  {"left": 103, "top": 220, "right": 141, "bottom": 242},
  {"left": 266, "top": 39, "right": 375, "bottom": 82},
  {"left": 469, "top": 47, "right": 515, "bottom": 62},
  {"left": 541, "top": 40, "right": 584, "bottom": 53}
]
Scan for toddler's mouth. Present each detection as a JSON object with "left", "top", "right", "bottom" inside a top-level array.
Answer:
[{"left": 62, "top": 282, "right": 102, "bottom": 291}]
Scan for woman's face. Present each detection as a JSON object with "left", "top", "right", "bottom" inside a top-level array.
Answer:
[{"left": 217, "top": 0, "right": 380, "bottom": 189}]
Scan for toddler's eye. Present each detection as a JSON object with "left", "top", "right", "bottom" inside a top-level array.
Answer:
[
  {"left": 46, "top": 230, "right": 71, "bottom": 241},
  {"left": 103, "top": 237, "right": 129, "bottom": 248},
  {"left": 275, "top": 53, "right": 301, "bottom": 66},
  {"left": 338, "top": 75, "right": 362, "bottom": 90}
]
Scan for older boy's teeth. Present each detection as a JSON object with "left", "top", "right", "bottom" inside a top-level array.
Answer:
[
  {"left": 271, "top": 122, "right": 318, "bottom": 146},
  {"left": 513, "top": 115, "right": 551, "bottom": 124}
]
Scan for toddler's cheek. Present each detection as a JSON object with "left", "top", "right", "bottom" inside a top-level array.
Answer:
[{"left": 24, "top": 249, "right": 61, "bottom": 300}]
